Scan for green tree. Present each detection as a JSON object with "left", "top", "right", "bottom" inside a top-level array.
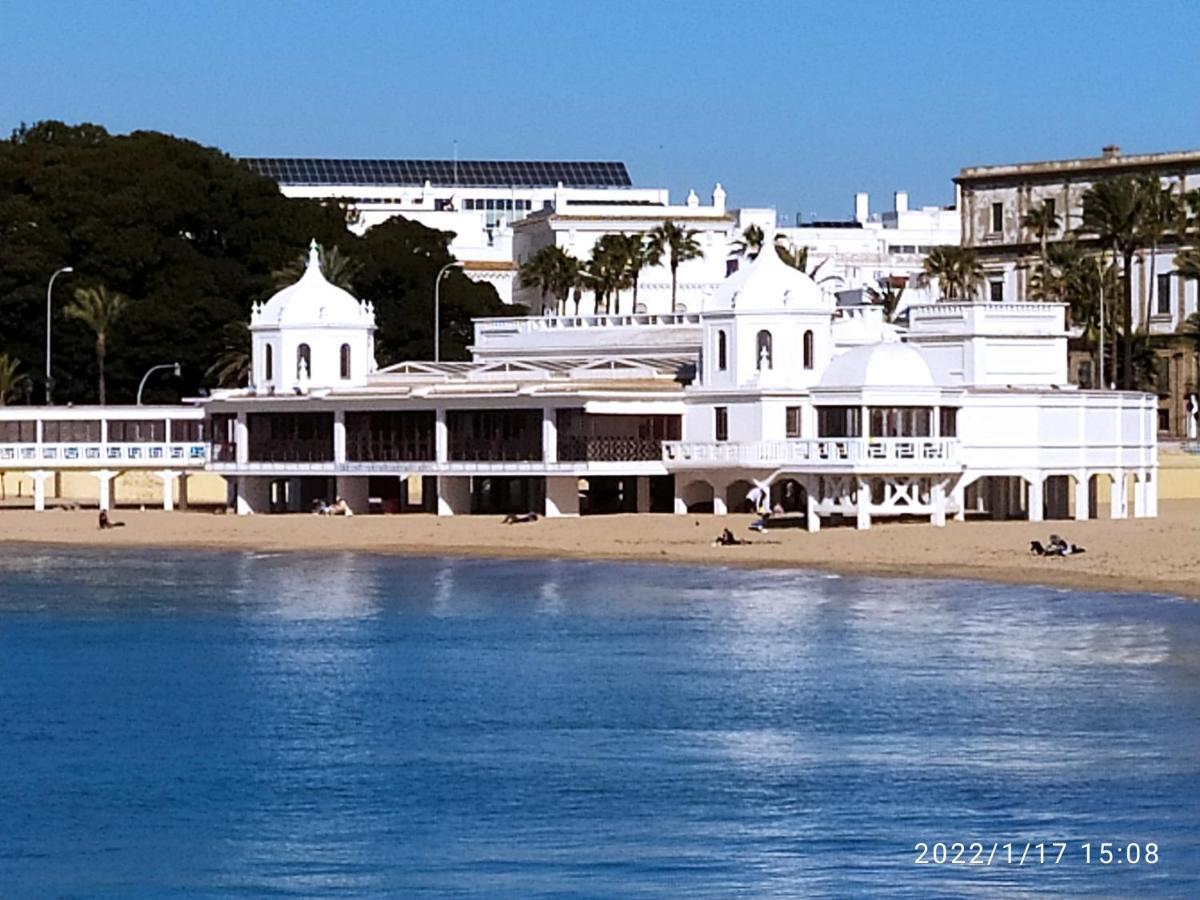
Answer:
[
  {"left": 0, "top": 121, "right": 349, "bottom": 402},
  {"left": 1078, "top": 175, "right": 1152, "bottom": 389},
  {"left": 1021, "top": 202, "right": 1060, "bottom": 297},
  {"left": 584, "top": 235, "right": 631, "bottom": 314},
  {"left": 273, "top": 243, "right": 362, "bottom": 292},
  {"left": 205, "top": 320, "right": 251, "bottom": 388},
  {"left": 0, "top": 352, "right": 29, "bottom": 406},
  {"left": 645, "top": 220, "right": 704, "bottom": 310},
  {"left": 866, "top": 278, "right": 906, "bottom": 320},
  {"left": 355, "top": 216, "right": 506, "bottom": 364},
  {"left": 64, "top": 285, "right": 127, "bottom": 404},
  {"left": 1138, "top": 177, "right": 1181, "bottom": 326},
  {"left": 921, "top": 246, "right": 983, "bottom": 300},
  {"left": 730, "top": 224, "right": 765, "bottom": 257},
  {"left": 518, "top": 245, "right": 559, "bottom": 313}
]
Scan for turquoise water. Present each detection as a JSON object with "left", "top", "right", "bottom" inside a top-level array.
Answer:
[{"left": 0, "top": 549, "right": 1197, "bottom": 897}]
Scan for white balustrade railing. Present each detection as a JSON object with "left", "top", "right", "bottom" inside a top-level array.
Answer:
[
  {"left": 662, "top": 437, "right": 960, "bottom": 468},
  {"left": 0, "top": 442, "right": 208, "bottom": 468}
]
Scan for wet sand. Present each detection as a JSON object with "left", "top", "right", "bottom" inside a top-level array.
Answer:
[{"left": 3, "top": 499, "right": 1198, "bottom": 598}]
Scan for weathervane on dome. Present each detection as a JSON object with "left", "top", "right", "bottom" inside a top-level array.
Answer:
[{"left": 307, "top": 238, "right": 320, "bottom": 271}]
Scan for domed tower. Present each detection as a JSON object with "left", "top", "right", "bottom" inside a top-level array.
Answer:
[
  {"left": 699, "top": 242, "right": 834, "bottom": 390},
  {"left": 249, "top": 240, "right": 376, "bottom": 393}
]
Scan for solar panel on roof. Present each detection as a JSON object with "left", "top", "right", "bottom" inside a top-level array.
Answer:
[{"left": 242, "top": 157, "right": 633, "bottom": 188}]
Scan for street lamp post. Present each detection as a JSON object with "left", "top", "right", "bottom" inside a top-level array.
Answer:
[
  {"left": 45, "top": 266, "right": 74, "bottom": 404},
  {"left": 137, "top": 362, "right": 182, "bottom": 406},
  {"left": 433, "top": 261, "right": 463, "bottom": 363}
]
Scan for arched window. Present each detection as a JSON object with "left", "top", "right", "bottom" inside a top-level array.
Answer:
[
  {"left": 297, "top": 343, "right": 311, "bottom": 378},
  {"left": 756, "top": 330, "right": 773, "bottom": 370},
  {"left": 803, "top": 330, "right": 814, "bottom": 370},
  {"left": 340, "top": 343, "right": 351, "bottom": 379},
  {"left": 717, "top": 330, "right": 728, "bottom": 371},
  {"left": 264, "top": 343, "right": 273, "bottom": 381}
]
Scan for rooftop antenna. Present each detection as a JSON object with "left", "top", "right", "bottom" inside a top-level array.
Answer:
[{"left": 453, "top": 139, "right": 458, "bottom": 185}]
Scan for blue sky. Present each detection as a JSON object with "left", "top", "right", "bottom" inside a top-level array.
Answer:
[{"left": 2, "top": 0, "right": 1198, "bottom": 221}]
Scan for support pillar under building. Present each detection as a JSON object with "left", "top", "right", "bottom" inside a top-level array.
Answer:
[
  {"left": 95, "top": 470, "right": 117, "bottom": 512},
  {"left": 545, "top": 476, "right": 580, "bottom": 517},
  {"left": 31, "top": 470, "right": 52, "bottom": 512},
  {"left": 437, "top": 475, "right": 471, "bottom": 516},
  {"left": 157, "top": 470, "right": 180, "bottom": 512}
]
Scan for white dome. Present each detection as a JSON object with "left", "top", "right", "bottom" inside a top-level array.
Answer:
[
  {"left": 818, "top": 341, "right": 936, "bottom": 389},
  {"left": 706, "top": 242, "right": 825, "bottom": 312},
  {"left": 255, "top": 241, "right": 370, "bottom": 328}
]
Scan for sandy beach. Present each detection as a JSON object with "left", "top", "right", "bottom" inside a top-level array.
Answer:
[{"left": 2, "top": 500, "right": 1198, "bottom": 598}]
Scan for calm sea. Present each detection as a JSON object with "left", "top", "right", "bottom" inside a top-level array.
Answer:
[{"left": 0, "top": 549, "right": 1196, "bottom": 897}]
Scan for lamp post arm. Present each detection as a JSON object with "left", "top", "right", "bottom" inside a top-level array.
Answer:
[
  {"left": 433, "top": 261, "right": 463, "bottom": 364},
  {"left": 137, "top": 362, "right": 180, "bottom": 406}
]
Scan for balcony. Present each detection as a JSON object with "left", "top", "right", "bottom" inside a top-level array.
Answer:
[
  {"left": 662, "top": 437, "right": 962, "bottom": 471},
  {"left": 558, "top": 435, "right": 664, "bottom": 462}
]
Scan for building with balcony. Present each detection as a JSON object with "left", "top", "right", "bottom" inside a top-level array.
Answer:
[
  {"left": 196, "top": 237, "right": 1155, "bottom": 529},
  {"left": 954, "top": 145, "right": 1200, "bottom": 438}
]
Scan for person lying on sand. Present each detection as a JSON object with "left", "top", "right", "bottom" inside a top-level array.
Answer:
[
  {"left": 713, "top": 528, "right": 746, "bottom": 546},
  {"left": 98, "top": 510, "right": 125, "bottom": 529},
  {"left": 502, "top": 512, "right": 539, "bottom": 524},
  {"left": 1030, "top": 536, "right": 1085, "bottom": 557}
]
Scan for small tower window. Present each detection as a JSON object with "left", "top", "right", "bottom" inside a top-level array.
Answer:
[
  {"left": 297, "top": 343, "right": 311, "bottom": 378},
  {"left": 717, "top": 330, "right": 728, "bottom": 371},
  {"left": 756, "top": 330, "right": 773, "bottom": 370},
  {"left": 265, "top": 343, "right": 273, "bottom": 381},
  {"left": 803, "top": 330, "right": 814, "bottom": 370},
  {"left": 340, "top": 343, "right": 351, "bottom": 379}
]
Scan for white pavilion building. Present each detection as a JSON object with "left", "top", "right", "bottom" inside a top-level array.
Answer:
[{"left": 192, "top": 240, "right": 1156, "bottom": 526}]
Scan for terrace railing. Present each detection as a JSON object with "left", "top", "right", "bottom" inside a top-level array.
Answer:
[{"left": 662, "top": 437, "right": 961, "bottom": 469}]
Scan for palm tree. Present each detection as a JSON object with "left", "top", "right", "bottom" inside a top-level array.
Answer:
[
  {"left": 518, "top": 246, "right": 559, "bottom": 314},
  {"left": 586, "top": 236, "right": 631, "bottom": 314},
  {"left": 206, "top": 320, "right": 251, "bottom": 388},
  {"left": 773, "top": 236, "right": 841, "bottom": 285},
  {"left": 645, "top": 220, "right": 704, "bottom": 311},
  {"left": 273, "top": 243, "right": 361, "bottom": 292},
  {"left": 1079, "top": 175, "right": 1151, "bottom": 390},
  {"left": 1138, "top": 177, "right": 1181, "bottom": 326},
  {"left": 617, "top": 234, "right": 654, "bottom": 312},
  {"left": 921, "top": 246, "right": 983, "bottom": 300},
  {"left": 64, "top": 285, "right": 128, "bottom": 405},
  {"left": 730, "top": 224, "right": 765, "bottom": 258},
  {"left": 0, "top": 353, "right": 30, "bottom": 406},
  {"left": 866, "top": 278, "right": 906, "bottom": 321},
  {"left": 1021, "top": 202, "right": 1060, "bottom": 297},
  {"left": 1177, "top": 245, "right": 1200, "bottom": 283}
]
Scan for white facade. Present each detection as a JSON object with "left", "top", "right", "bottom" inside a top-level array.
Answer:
[
  {"left": 248, "top": 158, "right": 665, "bottom": 306},
  {"left": 763, "top": 191, "right": 960, "bottom": 315},
  {"left": 512, "top": 185, "right": 735, "bottom": 315}
]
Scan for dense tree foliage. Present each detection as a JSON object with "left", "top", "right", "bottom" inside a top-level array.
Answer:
[{"left": 0, "top": 121, "right": 505, "bottom": 404}]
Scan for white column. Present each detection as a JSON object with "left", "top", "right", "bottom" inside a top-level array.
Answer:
[
  {"left": 235, "top": 413, "right": 249, "bottom": 465},
  {"left": 542, "top": 408, "right": 558, "bottom": 465},
  {"left": 437, "top": 475, "right": 470, "bottom": 516},
  {"left": 30, "top": 470, "right": 51, "bottom": 512},
  {"left": 856, "top": 478, "right": 871, "bottom": 530},
  {"left": 335, "top": 475, "right": 370, "bottom": 514},
  {"left": 545, "top": 475, "right": 579, "bottom": 517},
  {"left": 636, "top": 476, "right": 651, "bottom": 513},
  {"left": 951, "top": 481, "right": 966, "bottom": 522},
  {"left": 1027, "top": 475, "right": 1044, "bottom": 522},
  {"left": 712, "top": 480, "right": 728, "bottom": 516},
  {"left": 1133, "top": 471, "right": 1147, "bottom": 518},
  {"left": 1109, "top": 471, "right": 1127, "bottom": 519},
  {"left": 157, "top": 470, "right": 180, "bottom": 511},
  {"left": 930, "top": 480, "right": 946, "bottom": 527},
  {"left": 673, "top": 484, "right": 688, "bottom": 515},
  {"left": 1146, "top": 471, "right": 1158, "bottom": 517},
  {"left": 1073, "top": 469, "right": 1090, "bottom": 521},
  {"left": 333, "top": 410, "right": 347, "bottom": 464},
  {"left": 435, "top": 408, "right": 448, "bottom": 463},
  {"left": 95, "top": 470, "right": 117, "bottom": 511},
  {"left": 235, "top": 476, "right": 269, "bottom": 515},
  {"left": 805, "top": 485, "right": 820, "bottom": 533}
]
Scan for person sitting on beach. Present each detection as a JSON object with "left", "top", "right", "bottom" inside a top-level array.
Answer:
[
  {"left": 98, "top": 510, "right": 125, "bottom": 529},
  {"left": 502, "top": 512, "right": 539, "bottom": 524},
  {"left": 714, "top": 528, "right": 743, "bottom": 547},
  {"left": 312, "top": 498, "right": 330, "bottom": 515},
  {"left": 329, "top": 497, "right": 353, "bottom": 516}
]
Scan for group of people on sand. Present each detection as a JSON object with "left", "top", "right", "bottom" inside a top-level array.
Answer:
[
  {"left": 1030, "top": 534, "right": 1086, "bottom": 557},
  {"left": 312, "top": 497, "right": 353, "bottom": 516}
]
